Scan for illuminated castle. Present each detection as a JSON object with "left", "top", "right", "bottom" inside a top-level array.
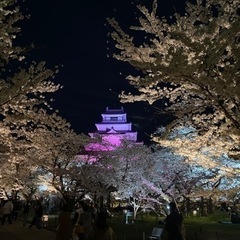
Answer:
[{"left": 85, "top": 107, "right": 142, "bottom": 152}]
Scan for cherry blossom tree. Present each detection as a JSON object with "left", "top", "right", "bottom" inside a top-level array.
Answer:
[
  {"left": 107, "top": 0, "right": 240, "bottom": 159},
  {"left": 99, "top": 141, "right": 156, "bottom": 218},
  {"left": 0, "top": 1, "right": 89, "bottom": 202},
  {"left": 0, "top": 0, "right": 24, "bottom": 66},
  {"left": 0, "top": 107, "right": 90, "bottom": 202},
  {"left": 80, "top": 140, "right": 189, "bottom": 217},
  {"left": 152, "top": 126, "right": 240, "bottom": 202},
  {"left": 0, "top": 1, "right": 59, "bottom": 164},
  {"left": 74, "top": 140, "right": 155, "bottom": 216}
]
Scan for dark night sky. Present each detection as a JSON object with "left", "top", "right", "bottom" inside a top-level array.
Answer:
[{"left": 19, "top": 0, "right": 187, "bottom": 143}]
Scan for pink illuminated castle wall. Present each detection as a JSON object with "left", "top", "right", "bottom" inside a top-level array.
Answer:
[
  {"left": 76, "top": 107, "right": 142, "bottom": 163},
  {"left": 86, "top": 107, "right": 142, "bottom": 151}
]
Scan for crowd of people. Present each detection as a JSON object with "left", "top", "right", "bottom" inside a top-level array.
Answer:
[
  {"left": 56, "top": 201, "right": 117, "bottom": 240},
  {"left": 0, "top": 198, "right": 117, "bottom": 240},
  {"left": 55, "top": 200, "right": 186, "bottom": 240},
  {"left": 0, "top": 198, "right": 43, "bottom": 230},
  {"left": 0, "top": 197, "right": 187, "bottom": 240}
]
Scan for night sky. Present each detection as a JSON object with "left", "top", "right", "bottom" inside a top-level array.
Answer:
[{"left": 19, "top": 0, "right": 187, "bottom": 143}]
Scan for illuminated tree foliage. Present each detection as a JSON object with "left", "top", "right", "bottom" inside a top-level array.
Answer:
[
  {"left": 108, "top": 0, "right": 240, "bottom": 159},
  {"left": 0, "top": 1, "right": 88, "bottom": 197},
  {"left": 0, "top": 0, "right": 23, "bottom": 66},
  {"left": 84, "top": 141, "right": 157, "bottom": 217},
  {"left": 152, "top": 127, "right": 240, "bottom": 202},
  {"left": 29, "top": 114, "right": 89, "bottom": 201}
]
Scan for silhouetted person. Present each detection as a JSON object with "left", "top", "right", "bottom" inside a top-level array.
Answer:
[
  {"left": 12, "top": 199, "right": 21, "bottom": 222},
  {"left": 22, "top": 201, "right": 30, "bottom": 226},
  {"left": 29, "top": 202, "right": 43, "bottom": 230},
  {"left": 165, "top": 202, "right": 185, "bottom": 240},
  {"left": 77, "top": 204, "right": 93, "bottom": 240},
  {"left": 73, "top": 202, "right": 83, "bottom": 226},
  {"left": 231, "top": 212, "right": 240, "bottom": 224},
  {"left": 56, "top": 205, "right": 72, "bottom": 240},
  {"left": 1, "top": 199, "right": 13, "bottom": 225},
  {"left": 89, "top": 211, "right": 117, "bottom": 240}
]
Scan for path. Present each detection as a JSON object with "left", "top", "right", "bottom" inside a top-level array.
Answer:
[{"left": 0, "top": 220, "right": 57, "bottom": 240}]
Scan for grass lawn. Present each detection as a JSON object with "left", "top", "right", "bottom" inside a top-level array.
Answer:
[
  {"left": 184, "top": 222, "right": 240, "bottom": 240},
  {"left": 44, "top": 211, "right": 240, "bottom": 240},
  {"left": 108, "top": 212, "right": 240, "bottom": 240}
]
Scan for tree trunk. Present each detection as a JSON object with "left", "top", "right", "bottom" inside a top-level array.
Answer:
[
  {"left": 99, "top": 196, "right": 104, "bottom": 210},
  {"left": 207, "top": 197, "right": 213, "bottom": 214},
  {"left": 200, "top": 197, "right": 204, "bottom": 216}
]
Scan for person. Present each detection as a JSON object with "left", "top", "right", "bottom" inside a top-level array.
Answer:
[
  {"left": 55, "top": 205, "right": 72, "bottom": 240},
  {"left": 12, "top": 199, "right": 21, "bottom": 222},
  {"left": 73, "top": 202, "right": 83, "bottom": 226},
  {"left": 22, "top": 201, "right": 30, "bottom": 226},
  {"left": 89, "top": 211, "right": 117, "bottom": 240},
  {"left": 231, "top": 211, "right": 240, "bottom": 224},
  {"left": 73, "top": 204, "right": 93, "bottom": 240},
  {"left": 1, "top": 198, "right": 13, "bottom": 225},
  {"left": 29, "top": 202, "right": 43, "bottom": 230},
  {"left": 165, "top": 202, "right": 185, "bottom": 240}
]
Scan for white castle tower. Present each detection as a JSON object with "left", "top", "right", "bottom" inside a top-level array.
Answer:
[
  {"left": 89, "top": 107, "right": 138, "bottom": 142},
  {"left": 85, "top": 107, "right": 142, "bottom": 152}
]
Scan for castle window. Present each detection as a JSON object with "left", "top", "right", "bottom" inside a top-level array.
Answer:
[{"left": 110, "top": 117, "right": 118, "bottom": 121}]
